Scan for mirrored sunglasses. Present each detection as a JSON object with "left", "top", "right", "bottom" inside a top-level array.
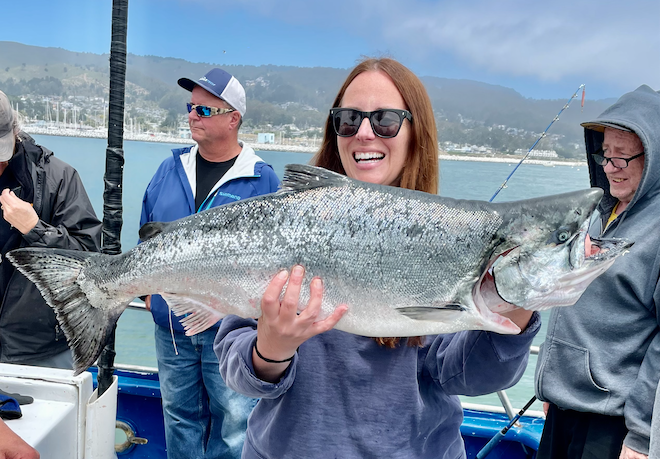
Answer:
[
  {"left": 329, "top": 108, "right": 413, "bottom": 139},
  {"left": 187, "top": 103, "right": 235, "bottom": 117}
]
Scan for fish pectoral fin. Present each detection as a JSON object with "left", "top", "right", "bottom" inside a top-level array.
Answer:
[
  {"left": 160, "top": 293, "right": 225, "bottom": 336},
  {"left": 395, "top": 304, "right": 467, "bottom": 321},
  {"left": 138, "top": 222, "right": 168, "bottom": 241}
]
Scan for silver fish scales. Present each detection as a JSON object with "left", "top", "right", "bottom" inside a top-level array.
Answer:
[{"left": 7, "top": 164, "right": 632, "bottom": 374}]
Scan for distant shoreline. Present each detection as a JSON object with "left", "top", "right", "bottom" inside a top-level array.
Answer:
[{"left": 24, "top": 125, "right": 587, "bottom": 167}]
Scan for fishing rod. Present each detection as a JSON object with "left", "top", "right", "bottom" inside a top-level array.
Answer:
[
  {"left": 488, "top": 84, "right": 586, "bottom": 203},
  {"left": 475, "top": 395, "right": 538, "bottom": 459},
  {"left": 476, "top": 85, "right": 585, "bottom": 457}
]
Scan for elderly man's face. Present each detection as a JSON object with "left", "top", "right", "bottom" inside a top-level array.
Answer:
[{"left": 602, "top": 127, "right": 645, "bottom": 212}]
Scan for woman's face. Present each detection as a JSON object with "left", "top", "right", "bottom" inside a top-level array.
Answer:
[{"left": 337, "top": 71, "right": 411, "bottom": 186}]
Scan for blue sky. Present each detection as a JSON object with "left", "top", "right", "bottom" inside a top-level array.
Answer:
[{"left": 1, "top": 0, "right": 658, "bottom": 100}]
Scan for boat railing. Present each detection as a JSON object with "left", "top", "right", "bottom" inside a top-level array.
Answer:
[{"left": 122, "top": 301, "right": 544, "bottom": 419}]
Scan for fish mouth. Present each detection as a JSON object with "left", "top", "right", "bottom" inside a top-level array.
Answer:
[
  {"left": 583, "top": 236, "right": 633, "bottom": 261},
  {"left": 479, "top": 226, "right": 633, "bottom": 312}
]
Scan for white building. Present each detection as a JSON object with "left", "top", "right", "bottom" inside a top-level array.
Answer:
[
  {"left": 258, "top": 132, "right": 275, "bottom": 144},
  {"left": 178, "top": 124, "right": 191, "bottom": 139},
  {"left": 515, "top": 149, "right": 559, "bottom": 158}
]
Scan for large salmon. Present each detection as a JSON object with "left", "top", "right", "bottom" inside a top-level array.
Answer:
[{"left": 7, "top": 164, "right": 631, "bottom": 374}]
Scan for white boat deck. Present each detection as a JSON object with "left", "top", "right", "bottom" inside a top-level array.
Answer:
[{"left": 0, "top": 364, "right": 93, "bottom": 459}]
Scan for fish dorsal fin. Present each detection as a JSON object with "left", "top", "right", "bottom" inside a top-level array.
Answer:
[
  {"left": 139, "top": 222, "right": 168, "bottom": 241},
  {"left": 281, "top": 164, "right": 351, "bottom": 192},
  {"left": 395, "top": 304, "right": 467, "bottom": 321},
  {"left": 160, "top": 293, "right": 226, "bottom": 336}
]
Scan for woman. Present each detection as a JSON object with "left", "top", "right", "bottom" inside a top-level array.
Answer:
[{"left": 215, "top": 58, "right": 539, "bottom": 459}]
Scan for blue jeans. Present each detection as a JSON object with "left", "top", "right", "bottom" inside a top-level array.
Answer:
[{"left": 155, "top": 324, "right": 257, "bottom": 459}]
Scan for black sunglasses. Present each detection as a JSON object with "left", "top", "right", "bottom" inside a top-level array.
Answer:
[
  {"left": 592, "top": 149, "right": 644, "bottom": 169},
  {"left": 329, "top": 108, "right": 413, "bottom": 139},
  {"left": 187, "top": 103, "right": 235, "bottom": 117}
]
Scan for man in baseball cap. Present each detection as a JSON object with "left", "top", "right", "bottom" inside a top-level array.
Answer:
[{"left": 139, "top": 69, "right": 278, "bottom": 459}]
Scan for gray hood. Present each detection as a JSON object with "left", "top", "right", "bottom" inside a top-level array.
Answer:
[{"left": 583, "top": 85, "right": 660, "bottom": 216}]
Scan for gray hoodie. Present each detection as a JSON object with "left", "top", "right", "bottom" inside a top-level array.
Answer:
[{"left": 535, "top": 85, "right": 660, "bottom": 455}]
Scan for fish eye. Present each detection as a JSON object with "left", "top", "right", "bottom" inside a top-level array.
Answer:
[
  {"left": 546, "top": 226, "right": 573, "bottom": 245},
  {"left": 554, "top": 228, "right": 571, "bottom": 244}
]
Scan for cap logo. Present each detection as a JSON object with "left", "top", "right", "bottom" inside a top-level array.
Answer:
[{"left": 199, "top": 76, "right": 216, "bottom": 87}]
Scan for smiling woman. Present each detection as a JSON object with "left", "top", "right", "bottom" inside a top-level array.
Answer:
[{"left": 213, "top": 57, "right": 543, "bottom": 459}]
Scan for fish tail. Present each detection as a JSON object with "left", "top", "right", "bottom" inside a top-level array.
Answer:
[{"left": 6, "top": 247, "right": 121, "bottom": 375}]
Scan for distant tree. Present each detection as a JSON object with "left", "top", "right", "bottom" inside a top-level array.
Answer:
[
  {"left": 160, "top": 109, "right": 179, "bottom": 130},
  {"left": 158, "top": 91, "right": 187, "bottom": 113},
  {"left": 26, "top": 77, "right": 63, "bottom": 96}
]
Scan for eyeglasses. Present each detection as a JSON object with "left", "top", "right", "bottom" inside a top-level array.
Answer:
[
  {"left": 592, "top": 150, "right": 644, "bottom": 169},
  {"left": 329, "top": 108, "right": 413, "bottom": 139},
  {"left": 187, "top": 103, "right": 235, "bottom": 117}
]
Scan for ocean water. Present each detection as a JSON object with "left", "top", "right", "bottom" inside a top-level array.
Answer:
[{"left": 31, "top": 134, "right": 591, "bottom": 412}]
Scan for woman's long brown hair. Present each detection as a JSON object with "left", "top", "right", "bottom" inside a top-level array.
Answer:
[{"left": 312, "top": 58, "right": 439, "bottom": 348}]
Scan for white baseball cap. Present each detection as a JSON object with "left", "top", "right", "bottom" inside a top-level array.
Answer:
[{"left": 178, "top": 68, "right": 246, "bottom": 117}]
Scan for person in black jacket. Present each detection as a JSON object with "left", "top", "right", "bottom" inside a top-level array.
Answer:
[{"left": 0, "top": 90, "right": 102, "bottom": 369}]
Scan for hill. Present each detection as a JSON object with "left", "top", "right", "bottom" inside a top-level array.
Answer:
[{"left": 0, "top": 41, "right": 613, "bottom": 158}]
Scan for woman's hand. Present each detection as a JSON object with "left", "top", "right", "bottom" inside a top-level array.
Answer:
[
  {"left": 480, "top": 270, "right": 533, "bottom": 332},
  {"left": 253, "top": 265, "right": 347, "bottom": 382},
  {"left": 498, "top": 308, "right": 534, "bottom": 332}
]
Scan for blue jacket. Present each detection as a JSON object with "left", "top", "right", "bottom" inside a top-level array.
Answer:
[
  {"left": 215, "top": 314, "right": 540, "bottom": 459},
  {"left": 140, "top": 142, "right": 280, "bottom": 331}
]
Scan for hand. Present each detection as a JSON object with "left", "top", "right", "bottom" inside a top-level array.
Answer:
[
  {"left": 144, "top": 295, "right": 151, "bottom": 312},
  {"left": 543, "top": 402, "right": 549, "bottom": 416},
  {"left": 0, "top": 189, "right": 39, "bottom": 235},
  {"left": 253, "top": 265, "right": 347, "bottom": 382},
  {"left": 619, "top": 445, "right": 647, "bottom": 459},
  {"left": 0, "top": 420, "right": 40, "bottom": 459},
  {"left": 499, "top": 308, "right": 534, "bottom": 332}
]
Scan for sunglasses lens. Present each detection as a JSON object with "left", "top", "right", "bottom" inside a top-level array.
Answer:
[
  {"left": 333, "top": 110, "right": 361, "bottom": 137},
  {"left": 372, "top": 111, "right": 402, "bottom": 138},
  {"left": 188, "top": 104, "right": 213, "bottom": 117}
]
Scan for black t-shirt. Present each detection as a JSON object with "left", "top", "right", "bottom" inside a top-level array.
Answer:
[{"left": 195, "top": 152, "right": 238, "bottom": 212}]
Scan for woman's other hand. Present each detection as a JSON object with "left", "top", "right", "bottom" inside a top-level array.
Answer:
[{"left": 253, "top": 265, "right": 347, "bottom": 382}]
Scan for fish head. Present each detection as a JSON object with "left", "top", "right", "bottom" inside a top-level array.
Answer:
[{"left": 481, "top": 188, "right": 633, "bottom": 311}]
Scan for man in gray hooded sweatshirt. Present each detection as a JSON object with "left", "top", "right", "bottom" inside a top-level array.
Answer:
[{"left": 535, "top": 85, "right": 660, "bottom": 459}]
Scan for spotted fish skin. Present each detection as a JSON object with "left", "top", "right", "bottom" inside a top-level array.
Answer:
[{"left": 7, "top": 164, "right": 630, "bottom": 374}]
